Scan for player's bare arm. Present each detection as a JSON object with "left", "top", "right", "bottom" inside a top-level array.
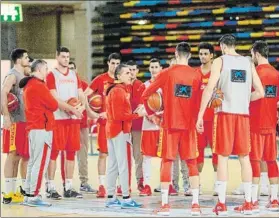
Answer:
[
  {"left": 250, "top": 63, "right": 265, "bottom": 101},
  {"left": 1, "top": 74, "right": 16, "bottom": 129},
  {"left": 77, "top": 88, "right": 86, "bottom": 113},
  {"left": 50, "top": 89, "right": 82, "bottom": 118},
  {"left": 84, "top": 87, "right": 93, "bottom": 97},
  {"left": 196, "top": 57, "right": 222, "bottom": 133}
]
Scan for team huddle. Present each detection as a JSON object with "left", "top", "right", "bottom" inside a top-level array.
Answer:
[{"left": 1, "top": 34, "right": 279, "bottom": 216}]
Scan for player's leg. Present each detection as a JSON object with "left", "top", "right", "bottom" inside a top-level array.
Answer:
[
  {"left": 264, "top": 132, "right": 279, "bottom": 210},
  {"left": 97, "top": 124, "right": 108, "bottom": 198},
  {"left": 213, "top": 114, "right": 235, "bottom": 216},
  {"left": 63, "top": 124, "right": 82, "bottom": 198},
  {"left": 2, "top": 124, "right": 23, "bottom": 204},
  {"left": 234, "top": 115, "right": 252, "bottom": 215},
  {"left": 46, "top": 124, "right": 64, "bottom": 200}
]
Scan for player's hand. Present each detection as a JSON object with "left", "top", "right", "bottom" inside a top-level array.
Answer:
[
  {"left": 70, "top": 106, "right": 83, "bottom": 119},
  {"left": 133, "top": 104, "right": 143, "bottom": 113},
  {"left": 99, "top": 112, "right": 107, "bottom": 119},
  {"left": 136, "top": 106, "right": 147, "bottom": 117},
  {"left": 196, "top": 117, "right": 204, "bottom": 134},
  {"left": 75, "top": 103, "right": 85, "bottom": 114},
  {"left": 3, "top": 115, "right": 12, "bottom": 130}
]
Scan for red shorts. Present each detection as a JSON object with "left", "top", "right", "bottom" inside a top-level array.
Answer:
[
  {"left": 250, "top": 131, "right": 277, "bottom": 161},
  {"left": 141, "top": 130, "right": 160, "bottom": 157},
  {"left": 52, "top": 123, "right": 80, "bottom": 151},
  {"left": 197, "top": 121, "right": 213, "bottom": 149},
  {"left": 213, "top": 113, "right": 250, "bottom": 156},
  {"left": 161, "top": 128, "right": 198, "bottom": 161},
  {"left": 97, "top": 123, "right": 108, "bottom": 153},
  {"left": 2, "top": 122, "right": 29, "bottom": 158}
]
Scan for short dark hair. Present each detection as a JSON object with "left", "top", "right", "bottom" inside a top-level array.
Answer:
[
  {"left": 150, "top": 58, "right": 162, "bottom": 66},
  {"left": 56, "top": 46, "right": 70, "bottom": 55},
  {"left": 31, "top": 59, "right": 47, "bottom": 72},
  {"left": 251, "top": 40, "right": 269, "bottom": 58},
  {"left": 198, "top": 42, "right": 214, "bottom": 54},
  {"left": 114, "top": 63, "right": 129, "bottom": 80},
  {"left": 106, "top": 63, "right": 129, "bottom": 95},
  {"left": 126, "top": 60, "right": 138, "bottom": 68},
  {"left": 69, "top": 61, "right": 76, "bottom": 69},
  {"left": 176, "top": 42, "right": 191, "bottom": 57},
  {"left": 108, "top": 53, "right": 122, "bottom": 62},
  {"left": 10, "top": 48, "right": 28, "bottom": 63},
  {"left": 219, "top": 34, "right": 236, "bottom": 47}
]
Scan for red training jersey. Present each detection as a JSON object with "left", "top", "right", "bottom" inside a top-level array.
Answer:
[
  {"left": 141, "top": 64, "right": 201, "bottom": 130},
  {"left": 81, "top": 80, "right": 89, "bottom": 129},
  {"left": 106, "top": 84, "right": 139, "bottom": 138},
  {"left": 89, "top": 72, "right": 114, "bottom": 125},
  {"left": 250, "top": 64, "right": 279, "bottom": 133},
  {"left": 196, "top": 67, "right": 214, "bottom": 122},
  {"left": 23, "top": 77, "right": 58, "bottom": 131},
  {"left": 129, "top": 79, "right": 143, "bottom": 131}
]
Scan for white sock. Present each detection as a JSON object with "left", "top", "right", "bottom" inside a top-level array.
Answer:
[
  {"left": 21, "top": 179, "right": 26, "bottom": 190},
  {"left": 260, "top": 172, "right": 269, "bottom": 186},
  {"left": 218, "top": 181, "right": 227, "bottom": 204},
  {"left": 251, "top": 184, "right": 258, "bottom": 203},
  {"left": 99, "top": 175, "right": 105, "bottom": 186},
  {"left": 243, "top": 182, "right": 252, "bottom": 202},
  {"left": 161, "top": 188, "right": 169, "bottom": 206},
  {"left": 143, "top": 155, "right": 152, "bottom": 185},
  {"left": 48, "top": 180, "right": 56, "bottom": 191},
  {"left": 214, "top": 172, "right": 217, "bottom": 183},
  {"left": 12, "top": 178, "right": 17, "bottom": 193},
  {"left": 65, "top": 179, "right": 73, "bottom": 191},
  {"left": 192, "top": 189, "right": 199, "bottom": 204},
  {"left": 5, "top": 178, "right": 13, "bottom": 194},
  {"left": 238, "top": 182, "right": 244, "bottom": 191},
  {"left": 270, "top": 184, "right": 278, "bottom": 201}
]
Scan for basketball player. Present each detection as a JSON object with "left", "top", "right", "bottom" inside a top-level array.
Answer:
[
  {"left": 249, "top": 41, "right": 279, "bottom": 211},
  {"left": 105, "top": 64, "right": 142, "bottom": 208},
  {"left": 2, "top": 48, "right": 30, "bottom": 204},
  {"left": 46, "top": 47, "right": 84, "bottom": 199},
  {"left": 196, "top": 34, "right": 265, "bottom": 215},
  {"left": 138, "top": 42, "right": 202, "bottom": 216},
  {"left": 19, "top": 60, "right": 58, "bottom": 206},
  {"left": 89, "top": 53, "right": 121, "bottom": 198},
  {"left": 168, "top": 58, "right": 190, "bottom": 196},
  {"left": 196, "top": 42, "right": 218, "bottom": 195},
  {"left": 138, "top": 58, "right": 162, "bottom": 196},
  {"left": 68, "top": 61, "right": 98, "bottom": 193}
]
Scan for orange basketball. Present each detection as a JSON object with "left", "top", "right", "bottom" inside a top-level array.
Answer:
[
  {"left": 209, "top": 89, "right": 224, "bottom": 109},
  {"left": 7, "top": 93, "right": 19, "bottom": 112},
  {"left": 88, "top": 93, "right": 102, "bottom": 112},
  {"left": 147, "top": 92, "right": 163, "bottom": 112},
  {"left": 67, "top": 97, "right": 81, "bottom": 115}
]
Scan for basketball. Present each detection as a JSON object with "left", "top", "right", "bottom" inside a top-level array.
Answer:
[
  {"left": 67, "top": 97, "right": 81, "bottom": 115},
  {"left": 88, "top": 93, "right": 102, "bottom": 112},
  {"left": 209, "top": 89, "right": 224, "bottom": 109},
  {"left": 147, "top": 92, "right": 163, "bottom": 112},
  {"left": 7, "top": 93, "right": 19, "bottom": 112}
]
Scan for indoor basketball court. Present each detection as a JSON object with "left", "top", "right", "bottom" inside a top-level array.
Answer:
[{"left": 1, "top": 0, "right": 279, "bottom": 217}]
